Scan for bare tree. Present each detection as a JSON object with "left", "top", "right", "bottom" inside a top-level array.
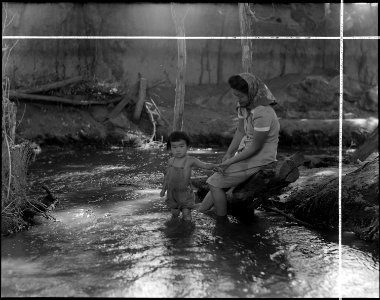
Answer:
[
  {"left": 216, "top": 4, "right": 227, "bottom": 85},
  {"left": 171, "top": 3, "right": 189, "bottom": 132},
  {"left": 238, "top": 3, "right": 255, "bottom": 73}
]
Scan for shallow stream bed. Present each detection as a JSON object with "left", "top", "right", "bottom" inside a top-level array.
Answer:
[{"left": 1, "top": 146, "right": 378, "bottom": 297}]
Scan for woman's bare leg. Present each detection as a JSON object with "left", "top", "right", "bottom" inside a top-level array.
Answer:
[
  {"left": 209, "top": 185, "right": 227, "bottom": 216},
  {"left": 195, "top": 191, "right": 214, "bottom": 212}
]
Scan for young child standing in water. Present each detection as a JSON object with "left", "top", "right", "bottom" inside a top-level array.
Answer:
[{"left": 160, "top": 131, "right": 220, "bottom": 221}]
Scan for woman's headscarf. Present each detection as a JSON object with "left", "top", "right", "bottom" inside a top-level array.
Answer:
[
  {"left": 236, "top": 73, "right": 277, "bottom": 118},
  {"left": 239, "top": 72, "right": 277, "bottom": 109}
]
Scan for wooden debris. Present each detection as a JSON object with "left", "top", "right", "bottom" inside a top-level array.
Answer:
[
  {"left": 144, "top": 97, "right": 170, "bottom": 142},
  {"left": 145, "top": 101, "right": 157, "bottom": 142},
  {"left": 12, "top": 76, "right": 86, "bottom": 94},
  {"left": 21, "top": 185, "right": 58, "bottom": 223},
  {"left": 264, "top": 206, "right": 314, "bottom": 228},
  {"left": 133, "top": 77, "right": 147, "bottom": 122},
  {"left": 9, "top": 91, "right": 124, "bottom": 106},
  {"left": 106, "top": 97, "right": 133, "bottom": 120}
]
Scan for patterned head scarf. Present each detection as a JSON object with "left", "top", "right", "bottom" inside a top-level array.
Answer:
[{"left": 239, "top": 72, "right": 277, "bottom": 109}]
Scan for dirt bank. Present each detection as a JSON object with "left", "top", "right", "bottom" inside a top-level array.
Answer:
[{"left": 14, "top": 74, "right": 378, "bottom": 149}]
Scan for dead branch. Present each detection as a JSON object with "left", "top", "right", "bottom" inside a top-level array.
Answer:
[
  {"left": 148, "top": 97, "right": 169, "bottom": 126},
  {"left": 147, "top": 79, "right": 168, "bottom": 91},
  {"left": 11, "top": 76, "right": 86, "bottom": 94},
  {"left": 8, "top": 91, "right": 124, "bottom": 105},
  {"left": 263, "top": 206, "right": 315, "bottom": 228},
  {"left": 145, "top": 101, "right": 157, "bottom": 142}
]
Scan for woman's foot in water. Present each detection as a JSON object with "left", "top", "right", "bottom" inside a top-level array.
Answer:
[
  {"left": 215, "top": 215, "right": 229, "bottom": 225},
  {"left": 194, "top": 203, "right": 215, "bottom": 214}
]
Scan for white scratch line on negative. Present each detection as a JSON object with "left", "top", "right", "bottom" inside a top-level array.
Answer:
[
  {"left": 2, "top": 35, "right": 379, "bottom": 40},
  {"left": 338, "top": 1, "right": 344, "bottom": 299}
]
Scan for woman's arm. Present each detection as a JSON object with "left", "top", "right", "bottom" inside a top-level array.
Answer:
[
  {"left": 223, "top": 118, "right": 245, "bottom": 161},
  {"left": 220, "top": 130, "right": 269, "bottom": 167}
]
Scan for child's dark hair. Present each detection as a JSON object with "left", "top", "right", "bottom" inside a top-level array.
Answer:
[
  {"left": 228, "top": 75, "right": 249, "bottom": 95},
  {"left": 167, "top": 131, "right": 191, "bottom": 150}
]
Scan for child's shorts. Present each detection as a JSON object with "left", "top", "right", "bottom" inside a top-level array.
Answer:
[
  {"left": 165, "top": 187, "right": 195, "bottom": 210},
  {"left": 206, "top": 162, "right": 261, "bottom": 189}
]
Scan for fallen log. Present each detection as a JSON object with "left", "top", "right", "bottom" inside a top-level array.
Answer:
[
  {"left": 106, "top": 80, "right": 140, "bottom": 120},
  {"left": 9, "top": 91, "right": 124, "bottom": 105},
  {"left": 287, "top": 155, "right": 379, "bottom": 242},
  {"left": 192, "top": 152, "right": 305, "bottom": 223},
  {"left": 11, "top": 76, "right": 86, "bottom": 94}
]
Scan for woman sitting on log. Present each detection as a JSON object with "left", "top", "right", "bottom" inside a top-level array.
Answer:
[{"left": 195, "top": 73, "right": 280, "bottom": 222}]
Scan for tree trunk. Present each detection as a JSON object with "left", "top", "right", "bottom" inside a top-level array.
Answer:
[
  {"left": 171, "top": 3, "right": 188, "bottom": 132},
  {"left": 238, "top": 3, "right": 254, "bottom": 73},
  {"left": 216, "top": 6, "right": 226, "bottom": 85}
]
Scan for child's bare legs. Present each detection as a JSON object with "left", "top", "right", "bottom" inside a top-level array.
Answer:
[
  {"left": 171, "top": 208, "right": 180, "bottom": 219},
  {"left": 195, "top": 191, "right": 214, "bottom": 212},
  {"left": 182, "top": 208, "right": 192, "bottom": 221}
]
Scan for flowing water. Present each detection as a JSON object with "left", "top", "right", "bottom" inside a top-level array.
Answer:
[{"left": 1, "top": 146, "right": 379, "bottom": 297}]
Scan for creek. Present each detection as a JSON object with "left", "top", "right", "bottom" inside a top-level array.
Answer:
[{"left": 1, "top": 146, "right": 379, "bottom": 297}]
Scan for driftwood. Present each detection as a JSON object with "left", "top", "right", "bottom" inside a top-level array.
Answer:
[
  {"left": 9, "top": 91, "right": 124, "bottom": 106},
  {"left": 21, "top": 185, "right": 59, "bottom": 223},
  {"left": 145, "top": 101, "right": 157, "bottom": 142},
  {"left": 144, "top": 98, "right": 170, "bottom": 142},
  {"left": 192, "top": 152, "right": 305, "bottom": 223},
  {"left": 12, "top": 76, "right": 86, "bottom": 94},
  {"left": 106, "top": 97, "right": 133, "bottom": 120},
  {"left": 148, "top": 97, "right": 170, "bottom": 127}
]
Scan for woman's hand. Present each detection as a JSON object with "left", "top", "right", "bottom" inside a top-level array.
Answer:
[{"left": 218, "top": 159, "right": 233, "bottom": 174}]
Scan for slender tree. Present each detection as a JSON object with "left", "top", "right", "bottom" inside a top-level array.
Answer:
[
  {"left": 238, "top": 3, "right": 255, "bottom": 73},
  {"left": 171, "top": 3, "right": 188, "bottom": 131},
  {"left": 216, "top": 4, "right": 226, "bottom": 85}
]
